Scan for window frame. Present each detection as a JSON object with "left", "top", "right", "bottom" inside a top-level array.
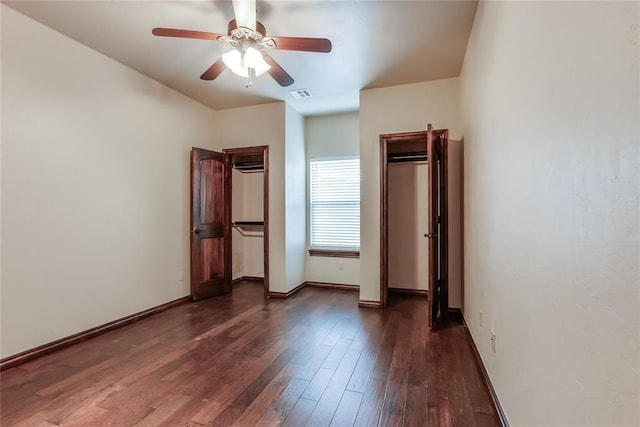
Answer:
[{"left": 308, "top": 156, "right": 361, "bottom": 258}]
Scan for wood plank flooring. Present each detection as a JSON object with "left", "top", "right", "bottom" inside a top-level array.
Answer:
[{"left": 0, "top": 281, "right": 500, "bottom": 426}]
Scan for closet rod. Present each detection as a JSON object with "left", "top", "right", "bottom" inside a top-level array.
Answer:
[
  {"left": 387, "top": 152, "right": 428, "bottom": 163},
  {"left": 232, "top": 162, "right": 264, "bottom": 172}
]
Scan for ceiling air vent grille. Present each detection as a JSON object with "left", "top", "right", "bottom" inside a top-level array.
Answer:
[{"left": 289, "top": 88, "right": 312, "bottom": 99}]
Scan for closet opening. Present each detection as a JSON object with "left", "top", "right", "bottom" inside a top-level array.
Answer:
[
  {"left": 224, "top": 146, "right": 269, "bottom": 298},
  {"left": 380, "top": 126, "right": 449, "bottom": 329}
]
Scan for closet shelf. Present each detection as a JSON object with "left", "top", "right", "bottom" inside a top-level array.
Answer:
[{"left": 232, "top": 221, "right": 264, "bottom": 233}]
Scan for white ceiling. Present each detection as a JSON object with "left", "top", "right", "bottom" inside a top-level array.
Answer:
[{"left": 4, "top": 0, "right": 478, "bottom": 116}]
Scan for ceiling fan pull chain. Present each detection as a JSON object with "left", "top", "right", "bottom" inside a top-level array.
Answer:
[{"left": 246, "top": 68, "right": 255, "bottom": 87}]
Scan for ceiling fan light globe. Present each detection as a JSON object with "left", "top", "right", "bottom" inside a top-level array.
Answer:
[
  {"left": 222, "top": 48, "right": 269, "bottom": 78},
  {"left": 244, "top": 47, "right": 271, "bottom": 76},
  {"left": 222, "top": 49, "right": 249, "bottom": 77},
  {"left": 243, "top": 47, "right": 261, "bottom": 67},
  {"left": 222, "top": 49, "right": 241, "bottom": 69}
]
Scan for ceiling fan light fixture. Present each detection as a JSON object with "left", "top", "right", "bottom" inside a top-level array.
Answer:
[
  {"left": 222, "top": 48, "right": 270, "bottom": 79},
  {"left": 152, "top": 0, "right": 331, "bottom": 87},
  {"left": 222, "top": 49, "right": 246, "bottom": 76},
  {"left": 244, "top": 47, "right": 270, "bottom": 75}
]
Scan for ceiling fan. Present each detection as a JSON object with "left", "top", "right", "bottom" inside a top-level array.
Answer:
[{"left": 152, "top": 0, "right": 332, "bottom": 87}]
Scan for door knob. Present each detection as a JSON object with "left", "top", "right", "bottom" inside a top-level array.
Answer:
[
  {"left": 192, "top": 227, "right": 201, "bottom": 234},
  {"left": 424, "top": 233, "right": 437, "bottom": 238}
]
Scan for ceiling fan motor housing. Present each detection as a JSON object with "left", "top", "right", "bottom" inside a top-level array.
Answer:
[
  {"left": 228, "top": 19, "right": 265, "bottom": 39},
  {"left": 222, "top": 19, "right": 276, "bottom": 51}
]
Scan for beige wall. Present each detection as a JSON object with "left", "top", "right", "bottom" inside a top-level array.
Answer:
[
  {"left": 305, "top": 112, "right": 360, "bottom": 285},
  {"left": 212, "top": 102, "right": 287, "bottom": 292},
  {"left": 461, "top": 1, "right": 639, "bottom": 425},
  {"left": 0, "top": 6, "right": 218, "bottom": 358},
  {"left": 284, "top": 105, "right": 306, "bottom": 291},
  {"left": 213, "top": 103, "right": 307, "bottom": 294},
  {"left": 359, "top": 78, "right": 463, "bottom": 305},
  {"left": 305, "top": 112, "right": 360, "bottom": 159}
]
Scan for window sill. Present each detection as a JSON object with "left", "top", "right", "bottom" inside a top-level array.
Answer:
[{"left": 309, "top": 249, "right": 360, "bottom": 259}]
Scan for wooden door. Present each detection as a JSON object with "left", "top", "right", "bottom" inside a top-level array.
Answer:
[
  {"left": 190, "top": 147, "right": 231, "bottom": 301},
  {"left": 438, "top": 131, "right": 449, "bottom": 325},
  {"left": 427, "top": 125, "right": 438, "bottom": 327},
  {"left": 427, "top": 125, "right": 449, "bottom": 328}
]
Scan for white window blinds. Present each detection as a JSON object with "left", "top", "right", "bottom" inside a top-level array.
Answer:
[{"left": 310, "top": 158, "right": 360, "bottom": 250}]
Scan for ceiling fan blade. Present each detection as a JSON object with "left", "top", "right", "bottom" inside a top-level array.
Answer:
[
  {"left": 262, "top": 54, "right": 294, "bottom": 87},
  {"left": 232, "top": 0, "right": 256, "bottom": 31},
  {"left": 269, "top": 36, "right": 332, "bottom": 53},
  {"left": 200, "top": 58, "right": 226, "bottom": 81},
  {"left": 152, "top": 28, "right": 223, "bottom": 41}
]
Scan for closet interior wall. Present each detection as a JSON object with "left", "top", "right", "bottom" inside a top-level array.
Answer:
[
  {"left": 388, "top": 161, "right": 429, "bottom": 291},
  {"left": 231, "top": 168, "right": 264, "bottom": 280}
]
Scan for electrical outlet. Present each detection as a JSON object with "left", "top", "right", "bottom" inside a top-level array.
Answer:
[
  {"left": 490, "top": 330, "right": 496, "bottom": 353},
  {"left": 337, "top": 261, "right": 344, "bottom": 271},
  {"left": 178, "top": 270, "right": 184, "bottom": 281},
  {"left": 479, "top": 311, "right": 484, "bottom": 327}
]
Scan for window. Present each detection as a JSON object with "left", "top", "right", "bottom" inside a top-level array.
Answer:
[{"left": 310, "top": 157, "right": 360, "bottom": 253}]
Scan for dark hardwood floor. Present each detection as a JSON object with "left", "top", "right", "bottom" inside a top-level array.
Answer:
[{"left": 0, "top": 281, "right": 500, "bottom": 426}]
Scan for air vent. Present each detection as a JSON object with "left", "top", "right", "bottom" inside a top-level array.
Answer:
[{"left": 289, "top": 88, "right": 312, "bottom": 99}]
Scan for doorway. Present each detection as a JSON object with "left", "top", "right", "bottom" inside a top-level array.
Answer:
[
  {"left": 380, "top": 125, "right": 449, "bottom": 328},
  {"left": 224, "top": 146, "right": 270, "bottom": 298},
  {"left": 190, "top": 146, "right": 269, "bottom": 301}
]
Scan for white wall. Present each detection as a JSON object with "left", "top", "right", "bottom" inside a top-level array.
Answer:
[
  {"left": 1, "top": 6, "right": 218, "bottom": 358},
  {"left": 359, "top": 78, "right": 463, "bottom": 305},
  {"left": 212, "top": 102, "right": 287, "bottom": 292},
  {"left": 388, "top": 162, "right": 428, "bottom": 291},
  {"left": 461, "top": 1, "right": 639, "bottom": 425},
  {"left": 284, "top": 105, "right": 306, "bottom": 291},
  {"left": 305, "top": 112, "right": 360, "bottom": 285}
]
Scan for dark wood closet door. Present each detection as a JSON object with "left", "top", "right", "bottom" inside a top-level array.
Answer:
[
  {"left": 427, "top": 125, "right": 438, "bottom": 327},
  {"left": 190, "top": 147, "right": 231, "bottom": 301},
  {"left": 427, "top": 125, "right": 449, "bottom": 328},
  {"left": 438, "top": 130, "right": 449, "bottom": 326}
]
